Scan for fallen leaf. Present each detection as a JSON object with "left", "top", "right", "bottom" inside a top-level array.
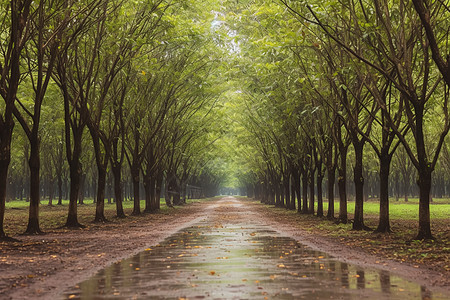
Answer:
[{"left": 209, "top": 271, "right": 215, "bottom": 275}]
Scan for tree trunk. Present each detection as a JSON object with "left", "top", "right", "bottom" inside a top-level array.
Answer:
[
  {"left": 48, "top": 177, "right": 54, "bottom": 206},
  {"left": 66, "top": 159, "right": 82, "bottom": 227},
  {"left": 326, "top": 166, "right": 336, "bottom": 219},
  {"left": 352, "top": 140, "right": 368, "bottom": 230},
  {"left": 149, "top": 175, "right": 158, "bottom": 211},
  {"left": 25, "top": 133, "right": 42, "bottom": 234},
  {"left": 308, "top": 168, "right": 315, "bottom": 214},
  {"left": 131, "top": 162, "right": 140, "bottom": 215},
  {"left": 79, "top": 173, "right": 86, "bottom": 205},
  {"left": 57, "top": 174, "right": 63, "bottom": 205},
  {"left": 0, "top": 159, "right": 9, "bottom": 238},
  {"left": 376, "top": 152, "right": 392, "bottom": 233},
  {"left": 301, "top": 169, "right": 308, "bottom": 213},
  {"left": 112, "top": 165, "right": 125, "bottom": 218},
  {"left": 274, "top": 183, "right": 281, "bottom": 207},
  {"left": 143, "top": 174, "right": 152, "bottom": 212},
  {"left": 94, "top": 167, "right": 107, "bottom": 222},
  {"left": 317, "top": 173, "right": 324, "bottom": 217},
  {"left": 338, "top": 150, "right": 348, "bottom": 224},
  {"left": 155, "top": 173, "right": 163, "bottom": 210},
  {"left": 415, "top": 106, "right": 434, "bottom": 240},
  {"left": 65, "top": 127, "right": 84, "bottom": 228},
  {"left": 292, "top": 168, "right": 301, "bottom": 212},
  {"left": 290, "top": 180, "right": 296, "bottom": 210},
  {"left": 416, "top": 166, "right": 433, "bottom": 239}
]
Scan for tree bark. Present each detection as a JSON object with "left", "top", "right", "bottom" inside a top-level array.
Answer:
[
  {"left": 284, "top": 174, "right": 290, "bottom": 209},
  {"left": 144, "top": 175, "right": 153, "bottom": 212},
  {"left": 0, "top": 158, "right": 9, "bottom": 238},
  {"left": 338, "top": 147, "right": 348, "bottom": 224},
  {"left": 65, "top": 128, "right": 84, "bottom": 228},
  {"left": 301, "top": 168, "right": 308, "bottom": 214},
  {"left": 131, "top": 161, "right": 141, "bottom": 215},
  {"left": 149, "top": 175, "right": 158, "bottom": 211},
  {"left": 94, "top": 167, "right": 107, "bottom": 222},
  {"left": 417, "top": 167, "right": 433, "bottom": 239},
  {"left": 292, "top": 168, "right": 301, "bottom": 212},
  {"left": 326, "top": 166, "right": 336, "bottom": 220},
  {"left": 375, "top": 151, "right": 392, "bottom": 233},
  {"left": 66, "top": 158, "right": 82, "bottom": 227},
  {"left": 112, "top": 164, "right": 125, "bottom": 218},
  {"left": 308, "top": 168, "right": 315, "bottom": 214},
  {"left": 352, "top": 139, "right": 369, "bottom": 230},
  {"left": 155, "top": 172, "right": 163, "bottom": 210},
  {"left": 25, "top": 132, "right": 42, "bottom": 234},
  {"left": 317, "top": 172, "right": 324, "bottom": 217}
]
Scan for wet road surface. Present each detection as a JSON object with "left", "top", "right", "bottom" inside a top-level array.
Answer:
[{"left": 63, "top": 198, "right": 448, "bottom": 299}]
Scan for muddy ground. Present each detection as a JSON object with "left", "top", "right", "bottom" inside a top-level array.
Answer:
[{"left": 1, "top": 196, "right": 449, "bottom": 299}]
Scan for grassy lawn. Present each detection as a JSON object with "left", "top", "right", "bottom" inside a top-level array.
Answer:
[
  {"left": 2, "top": 197, "right": 213, "bottom": 236},
  {"left": 316, "top": 198, "right": 450, "bottom": 220}
]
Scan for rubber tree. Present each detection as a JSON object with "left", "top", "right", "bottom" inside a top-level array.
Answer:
[
  {"left": 0, "top": 0, "right": 33, "bottom": 239},
  {"left": 14, "top": 0, "right": 94, "bottom": 234},
  {"left": 283, "top": 0, "right": 449, "bottom": 239}
]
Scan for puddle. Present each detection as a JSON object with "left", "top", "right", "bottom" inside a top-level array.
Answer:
[{"left": 63, "top": 220, "right": 447, "bottom": 299}]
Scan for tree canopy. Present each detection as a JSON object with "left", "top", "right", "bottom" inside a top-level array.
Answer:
[{"left": 1, "top": 0, "right": 449, "bottom": 241}]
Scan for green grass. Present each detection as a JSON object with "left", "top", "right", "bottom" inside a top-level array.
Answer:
[
  {"left": 5, "top": 198, "right": 163, "bottom": 209},
  {"left": 312, "top": 198, "right": 450, "bottom": 220},
  {"left": 4, "top": 196, "right": 216, "bottom": 209},
  {"left": 2, "top": 196, "right": 214, "bottom": 236}
]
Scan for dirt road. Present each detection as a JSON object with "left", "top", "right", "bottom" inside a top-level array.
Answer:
[{"left": 1, "top": 197, "right": 449, "bottom": 299}]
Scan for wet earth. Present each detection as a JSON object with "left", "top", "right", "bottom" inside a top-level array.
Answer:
[{"left": 63, "top": 198, "right": 448, "bottom": 300}]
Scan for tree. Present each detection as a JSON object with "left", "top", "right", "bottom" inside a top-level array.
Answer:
[{"left": 0, "top": 0, "right": 33, "bottom": 239}]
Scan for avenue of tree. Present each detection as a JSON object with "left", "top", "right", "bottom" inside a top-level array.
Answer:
[
  {"left": 0, "top": 0, "right": 230, "bottom": 238},
  {"left": 226, "top": 0, "right": 450, "bottom": 240},
  {"left": 1, "top": 0, "right": 449, "bottom": 241}
]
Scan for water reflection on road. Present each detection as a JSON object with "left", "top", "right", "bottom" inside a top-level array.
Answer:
[{"left": 63, "top": 200, "right": 447, "bottom": 299}]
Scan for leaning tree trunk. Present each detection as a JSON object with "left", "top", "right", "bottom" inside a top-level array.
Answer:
[{"left": 375, "top": 151, "right": 392, "bottom": 233}]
